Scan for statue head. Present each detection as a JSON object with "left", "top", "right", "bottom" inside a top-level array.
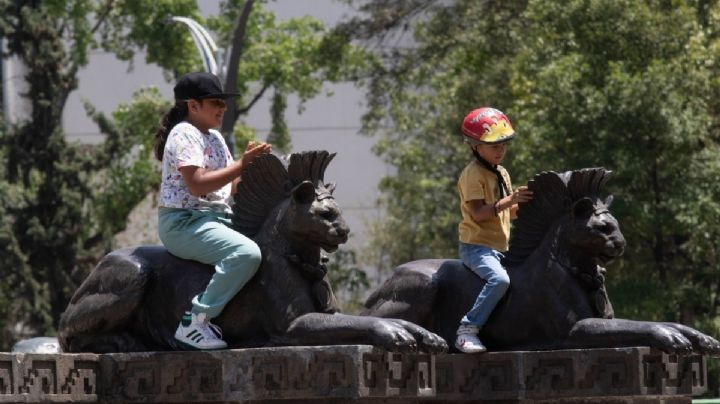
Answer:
[
  {"left": 232, "top": 150, "right": 349, "bottom": 253},
  {"left": 282, "top": 180, "right": 348, "bottom": 252},
  {"left": 504, "top": 168, "right": 626, "bottom": 267},
  {"left": 564, "top": 195, "right": 626, "bottom": 264}
]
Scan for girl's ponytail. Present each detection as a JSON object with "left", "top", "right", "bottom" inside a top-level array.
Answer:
[{"left": 154, "top": 102, "right": 189, "bottom": 161}]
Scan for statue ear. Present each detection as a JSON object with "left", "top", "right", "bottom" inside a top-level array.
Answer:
[
  {"left": 325, "top": 182, "right": 336, "bottom": 194},
  {"left": 292, "top": 181, "right": 316, "bottom": 204},
  {"left": 604, "top": 195, "right": 614, "bottom": 207},
  {"left": 572, "top": 197, "right": 594, "bottom": 219}
]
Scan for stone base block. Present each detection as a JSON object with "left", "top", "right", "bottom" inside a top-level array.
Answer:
[{"left": 0, "top": 346, "right": 708, "bottom": 402}]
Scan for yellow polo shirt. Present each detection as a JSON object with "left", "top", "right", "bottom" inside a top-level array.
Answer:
[{"left": 457, "top": 161, "right": 513, "bottom": 252}]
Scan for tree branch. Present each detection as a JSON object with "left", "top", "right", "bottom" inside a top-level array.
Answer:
[
  {"left": 59, "top": 0, "right": 115, "bottom": 109},
  {"left": 238, "top": 83, "right": 270, "bottom": 115},
  {"left": 91, "top": 0, "right": 116, "bottom": 35},
  {"left": 221, "top": 0, "right": 256, "bottom": 140}
]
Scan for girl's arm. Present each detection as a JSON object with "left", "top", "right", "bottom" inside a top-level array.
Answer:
[
  {"left": 180, "top": 141, "right": 271, "bottom": 196},
  {"left": 231, "top": 176, "right": 241, "bottom": 195}
]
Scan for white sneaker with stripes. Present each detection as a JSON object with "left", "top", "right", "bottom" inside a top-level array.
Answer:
[{"left": 174, "top": 312, "right": 228, "bottom": 350}]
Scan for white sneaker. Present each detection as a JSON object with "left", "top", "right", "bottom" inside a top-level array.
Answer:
[
  {"left": 174, "top": 312, "right": 228, "bottom": 350},
  {"left": 455, "top": 324, "right": 487, "bottom": 353}
]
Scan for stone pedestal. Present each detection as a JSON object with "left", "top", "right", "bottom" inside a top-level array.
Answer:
[{"left": 0, "top": 346, "right": 707, "bottom": 402}]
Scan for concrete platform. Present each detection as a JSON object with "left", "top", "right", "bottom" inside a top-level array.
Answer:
[{"left": 0, "top": 346, "right": 707, "bottom": 402}]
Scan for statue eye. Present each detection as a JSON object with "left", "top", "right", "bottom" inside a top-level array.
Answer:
[{"left": 318, "top": 209, "right": 336, "bottom": 220}]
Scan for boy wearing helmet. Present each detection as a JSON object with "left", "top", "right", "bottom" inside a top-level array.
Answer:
[{"left": 455, "top": 107, "right": 533, "bottom": 353}]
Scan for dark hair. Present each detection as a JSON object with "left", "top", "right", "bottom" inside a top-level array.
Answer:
[{"left": 154, "top": 101, "right": 189, "bottom": 161}]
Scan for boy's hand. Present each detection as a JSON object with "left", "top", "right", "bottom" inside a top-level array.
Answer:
[
  {"left": 510, "top": 186, "right": 533, "bottom": 204},
  {"left": 241, "top": 141, "right": 272, "bottom": 168}
]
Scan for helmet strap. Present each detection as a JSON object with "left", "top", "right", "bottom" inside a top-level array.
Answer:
[{"left": 472, "top": 149, "right": 510, "bottom": 199}]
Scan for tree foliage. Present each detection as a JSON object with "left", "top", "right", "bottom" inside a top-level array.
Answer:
[
  {"left": 0, "top": 0, "right": 365, "bottom": 349},
  {"left": 344, "top": 0, "right": 720, "bottom": 336}
]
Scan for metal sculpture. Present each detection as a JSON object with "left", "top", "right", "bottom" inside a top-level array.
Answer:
[
  {"left": 59, "top": 151, "right": 447, "bottom": 353},
  {"left": 363, "top": 168, "right": 720, "bottom": 354}
]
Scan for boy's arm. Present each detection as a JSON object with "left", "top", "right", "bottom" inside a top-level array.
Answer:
[
  {"left": 499, "top": 186, "right": 533, "bottom": 219},
  {"left": 467, "top": 186, "right": 533, "bottom": 223},
  {"left": 467, "top": 199, "right": 495, "bottom": 223}
]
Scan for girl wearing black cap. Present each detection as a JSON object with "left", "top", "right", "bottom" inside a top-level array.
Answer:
[{"left": 154, "top": 72, "right": 272, "bottom": 350}]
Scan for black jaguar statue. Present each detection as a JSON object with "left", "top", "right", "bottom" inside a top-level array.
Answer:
[
  {"left": 58, "top": 151, "right": 447, "bottom": 353},
  {"left": 363, "top": 168, "right": 720, "bottom": 355}
]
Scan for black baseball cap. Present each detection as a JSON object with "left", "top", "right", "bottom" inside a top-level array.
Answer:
[{"left": 174, "top": 72, "right": 240, "bottom": 100}]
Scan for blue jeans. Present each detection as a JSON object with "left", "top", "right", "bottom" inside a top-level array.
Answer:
[
  {"left": 459, "top": 242, "right": 510, "bottom": 328},
  {"left": 158, "top": 208, "right": 262, "bottom": 318}
]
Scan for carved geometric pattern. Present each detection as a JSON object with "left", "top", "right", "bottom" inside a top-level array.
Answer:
[
  {"left": 458, "top": 359, "right": 516, "bottom": 394},
  {"left": 643, "top": 352, "right": 671, "bottom": 394},
  {"left": 578, "top": 355, "right": 635, "bottom": 394},
  {"left": 434, "top": 352, "right": 521, "bottom": 401},
  {"left": 165, "top": 359, "right": 223, "bottom": 395},
  {"left": 526, "top": 358, "right": 574, "bottom": 392},
  {"left": 361, "top": 351, "right": 435, "bottom": 397},
  {"left": 361, "top": 352, "right": 383, "bottom": 393},
  {"left": 60, "top": 360, "right": 98, "bottom": 395},
  {"left": 115, "top": 360, "right": 162, "bottom": 398},
  {"left": 641, "top": 352, "right": 708, "bottom": 397},
  {"left": 223, "top": 348, "right": 361, "bottom": 401},
  {"left": 251, "top": 355, "right": 288, "bottom": 392},
  {"left": 297, "top": 351, "right": 353, "bottom": 393},
  {"left": 678, "top": 354, "right": 706, "bottom": 395},
  {"left": 0, "top": 361, "right": 12, "bottom": 395},
  {"left": 17, "top": 361, "right": 56, "bottom": 395},
  {"left": 435, "top": 359, "right": 454, "bottom": 395},
  {"left": 0, "top": 347, "right": 709, "bottom": 402},
  {"left": 0, "top": 361, "right": 15, "bottom": 394},
  {"left": 579, "top": 357, "right": 628, "bottom": 389}
]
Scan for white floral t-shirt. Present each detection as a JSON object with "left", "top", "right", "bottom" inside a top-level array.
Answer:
[{"left": 159, "top": 122, "right": 234, "bottom": 212}]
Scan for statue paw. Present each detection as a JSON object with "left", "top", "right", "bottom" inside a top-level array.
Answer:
[
  {"left": 695, "top": 333, "right": 720, "bottom": 356},
  {"left": 663, "top": 323, "right": 720, "bottom": 356},
  {"left": 371, "top": 320, "right": 418, "bottom": 352},
  {"left": 649, "top": 324, "right": 692, "bottom": 354},
  {"left": 387, "top": 319, "right": 448, "bottom": 353}
]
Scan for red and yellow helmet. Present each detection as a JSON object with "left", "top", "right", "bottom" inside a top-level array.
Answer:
[{"left": 461, "top": 107, "right": 516, "bottom": 145}]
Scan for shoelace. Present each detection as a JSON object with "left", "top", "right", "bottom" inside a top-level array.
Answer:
[
  {"left": 207, "top": 322, "right": 223, "bottom": 339},
  {"left": 195, "top": 314, "right": 223, "bottom": 340}
]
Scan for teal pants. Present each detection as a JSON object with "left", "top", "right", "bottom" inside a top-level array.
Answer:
[{"left": 158, "top": 208, "right": 262, "bottom": 318}]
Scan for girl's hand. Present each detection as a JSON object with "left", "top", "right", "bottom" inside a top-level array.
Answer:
[{"left": 241, "top": 141, "right": 272, "bottom": 168}]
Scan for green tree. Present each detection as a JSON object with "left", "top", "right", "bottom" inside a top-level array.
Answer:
[
  {"left": 0, "top": 0, "right": 201, "bottom": 347},
  {"left": 326, "top": 249, "right": 370, "bottom": 313},
  {"left": 338, "top": 1, "right": 528, "bottom": 273},
  {"left": 207, "top": 0, "right": 369, "bottom": 153},
  {"left": 84, "top": 88, "right": 169, "bottom": 246},
  {"left": 0, "top": 0, "right": 365, "bottom": 349},
  {"left": 344, "top": 0, "right": 720, "bottom": 333},
  {"left": 510, "top": 0, "right": 720, "bottom": 331}
]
